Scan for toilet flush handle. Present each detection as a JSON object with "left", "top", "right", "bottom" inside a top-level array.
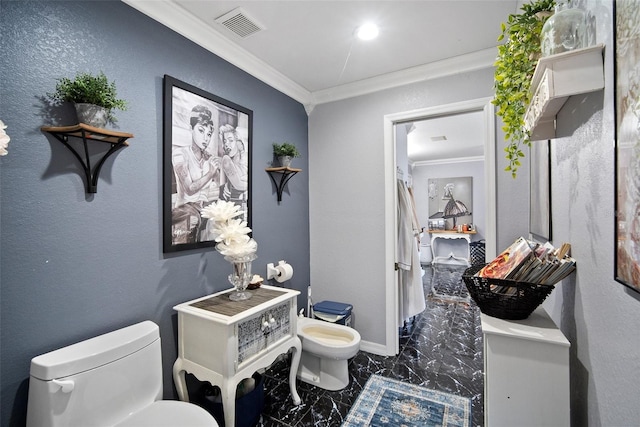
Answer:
[{"left": 51, "top": 379, "right": 75, "bottom": 393}]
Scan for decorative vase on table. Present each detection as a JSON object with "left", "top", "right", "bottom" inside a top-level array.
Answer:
[
  {"left": 540, "top": 0, "right": 587, "bottom": 57},
  {"left": 225, "top": 253, "right": 257, "bottom": 301}
]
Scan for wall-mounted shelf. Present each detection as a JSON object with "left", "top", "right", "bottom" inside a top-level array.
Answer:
[
  {"left": 41, "top": 123, "right": 133, "bottom": 193},
  {"left": 524, "top": 44, "right": 605, "bottom": 141},
  {"left": 265, "top": 166, "right": 301, "bottom": 202}
]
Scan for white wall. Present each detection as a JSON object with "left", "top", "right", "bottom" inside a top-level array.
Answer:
[{"left": 308, "top": 67, "right": 512, "bottom": 350}]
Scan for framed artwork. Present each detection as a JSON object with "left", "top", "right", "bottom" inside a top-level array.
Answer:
[
  {"left": 530, "top": 140, "right": 551, "bottom": 241},
  {"left": 163, "top": 75, "right": 252, "bottom": 253},
  {"left": 427, "top": 176, "right": 473, "bottom": 230},
  {"left": 614, "top": 1, "right": 640, "bottom": 293}
]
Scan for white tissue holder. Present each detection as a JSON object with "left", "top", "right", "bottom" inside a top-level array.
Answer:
[{"left": 267, "top": 260, "right": 288, "bottom": 280}]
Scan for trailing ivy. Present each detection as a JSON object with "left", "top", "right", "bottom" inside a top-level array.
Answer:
[{"left": 493, "top": 0, "right": 555, "bottom": 178}]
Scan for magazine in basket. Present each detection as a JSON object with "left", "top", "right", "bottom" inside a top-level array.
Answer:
[{"left": 477, "top": 237, "right": 533, "bottom": 279}]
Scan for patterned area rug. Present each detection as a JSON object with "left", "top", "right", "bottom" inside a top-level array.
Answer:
[{"left": 342, "top": 375, "right": 471, "bottom": 427}]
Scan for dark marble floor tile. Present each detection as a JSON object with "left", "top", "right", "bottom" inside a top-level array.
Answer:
[{"left": 258, "top": 263, "right": 484, "bottom": 426}]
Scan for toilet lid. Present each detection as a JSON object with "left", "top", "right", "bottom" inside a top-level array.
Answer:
[{"left": 115, "top": 401, "right": 218, "bottom": 427}]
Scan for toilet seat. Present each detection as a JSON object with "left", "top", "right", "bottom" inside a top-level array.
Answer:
[
  {"left": 297, "top": 316, "right": 360, "bottom": 359},
  {"left": 115, "top": 401, "right": 217, "bottom": 427}
]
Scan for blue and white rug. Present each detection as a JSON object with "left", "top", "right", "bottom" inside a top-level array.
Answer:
[{"left": 342, "top": 375, "right": 471, "bottom": 427}]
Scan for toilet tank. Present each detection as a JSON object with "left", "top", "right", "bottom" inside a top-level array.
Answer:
[{"left": 26, "top": 321, "right": 163, "bottom": 427}]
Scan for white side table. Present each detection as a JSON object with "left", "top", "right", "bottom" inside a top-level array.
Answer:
[
  {"left": 429, "top": 231, "right": 475, "bottom": 265},
  {"left": 173, "top": 285, "right": 302, "bottom": 427},
  {"left": 481, "top": 307, "right": 570, "bottom": 426}
]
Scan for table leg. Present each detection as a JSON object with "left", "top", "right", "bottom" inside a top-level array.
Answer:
[
  {"left": 172, "top": 358, "right": 189, "bottom": 401},
  {"left": 288, "top": 336, "right": 302, "bottom": 406},
  {"left": 222, "top": 379, "right": 237, "bottom": 427}
]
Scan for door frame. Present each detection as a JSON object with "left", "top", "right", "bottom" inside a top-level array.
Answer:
[{"left": 383, "top": 97, "right": 497, "bottom": 355}]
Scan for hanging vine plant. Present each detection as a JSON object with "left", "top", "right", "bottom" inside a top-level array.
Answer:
[{"left": 492, "top": 0, "right": 555, "bottom": 178}]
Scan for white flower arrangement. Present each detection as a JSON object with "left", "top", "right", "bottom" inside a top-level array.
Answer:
[
  {"left": 201, "top": 200, "right": 257, "bottom": 258},
  {"left": 0, "top": 120, "right": 10, "bottom": 156}
]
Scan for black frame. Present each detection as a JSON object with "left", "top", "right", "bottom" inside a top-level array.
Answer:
[
  {"left": 163, "top": 75, "right": 252, "bottom": 253},
  {"left": 613, "top": 1, "right": 640, "bottom": 293}
]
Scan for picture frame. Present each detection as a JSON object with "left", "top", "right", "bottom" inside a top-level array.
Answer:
[
  {"left": 529, "top": 140, "right": 551, "bottom": 241},
  {"left": 427, "top": 176, "right": 473, "bottom": 230},
  {"left": 614, "top": 2, "right": 640, "bottom": 293},
  {"left": 163, "top": 75, "right": 252, "bottom": 253}
]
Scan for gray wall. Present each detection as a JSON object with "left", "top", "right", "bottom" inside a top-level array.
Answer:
[
  {"left": 308, "top": 68, "right": 526, "bottom": 348},
  {"left": 309, "top": 1, "right": 640, "bottom": 424},
  {"left": 540, "top": 1, "right": 640, "bottom": 424},
  {"left": 0, "top": 2, "right": 309, "bottom": 426}
]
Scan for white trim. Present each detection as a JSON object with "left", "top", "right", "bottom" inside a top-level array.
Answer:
[
  {"left": 359, "top": 340, "right": 389, "bottom": 356},
  {"left": 122, "top": 0, "right": 311, "bottom": 105},
  {"left": 122, "top": 0, "right": 495, "bottom": 109},
  {"left": 383, "top": 116, "right": 399, "bottom": 357},
  {"left": 383, "top": 97, "right": 497, "bottom": 356},
  {"left": 311, "top": 48, "right": 497, "bottom": 105},
  {"left": 412, "top": 155, "right": 485, "bottom": 167}
]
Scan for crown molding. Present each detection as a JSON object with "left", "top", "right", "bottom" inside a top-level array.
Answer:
[
  {"left": 123, "top": 1, "right": 496, "bottom": 112},
  {"left": 411, "top": 155, "right": 485, "bottom": 168},
  {"left": 310, "top": 48, "right": 497, "bottom": 106},
  {"left": 122, "top": 0, "right": 313, "bottom": 106}
]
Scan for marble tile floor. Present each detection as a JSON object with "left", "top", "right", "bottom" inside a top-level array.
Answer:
[{"left": 256, "top": 263, "right": 485, "bottom": 427}]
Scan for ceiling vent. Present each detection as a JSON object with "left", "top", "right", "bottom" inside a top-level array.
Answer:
[{"left": 215, "top": 7, "right": 265, "bottom": 38}]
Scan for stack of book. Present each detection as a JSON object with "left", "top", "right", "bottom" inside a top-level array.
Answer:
[{"left": 477, "top": 237, "right": 576, "bottom": 294}]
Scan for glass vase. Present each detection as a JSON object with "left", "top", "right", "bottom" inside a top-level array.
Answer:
[
  {"left": 540, "top": 0, "right": 587, "bottom": 57},
  {"left": 225, "top": 253, "right": 257, "bottom": 301}
]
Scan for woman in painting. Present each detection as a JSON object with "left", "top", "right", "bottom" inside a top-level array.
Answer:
[
  {"left": 171, "top": 105, "right": 220, "bottom": 244},
  {"left": 218, "top": 124, "right": 248, "bottom": 206}
]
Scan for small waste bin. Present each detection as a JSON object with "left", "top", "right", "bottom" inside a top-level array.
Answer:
[
  {"left": 313, "top": 301, "right": 352, "bottom": 327},
  {"left": 203, "top": 372, "right": 264, "bottom": 427}
]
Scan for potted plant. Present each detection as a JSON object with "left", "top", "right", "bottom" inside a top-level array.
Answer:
[
  {"left": 492, "top": 0, "right": 555, "bottom": 178},
  {"left": 272, "top": 142, "right": 300, "bottom": 167},
  {"left": 47, "top": 71, "right": 128, "bottom": 128}
]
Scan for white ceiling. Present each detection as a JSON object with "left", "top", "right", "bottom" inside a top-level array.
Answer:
[{"left": 124, "top": 0, "right": 522, "bottom": 161}]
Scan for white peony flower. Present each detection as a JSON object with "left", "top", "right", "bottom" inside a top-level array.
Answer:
[
  {"left": 200, "top": 200, "right": 243, "bottom": 222},
  {"left": 201, "top": 200, "right": 257, "bottom": 258},
  {"left": 0, "top": 120, "right": 10, "bottom": 156},
  {"left": 216, "top": 238, "right": 258, "bottom": 257},
  {"left": 213, "top": 218, "right": 252, "bottom": 245}
]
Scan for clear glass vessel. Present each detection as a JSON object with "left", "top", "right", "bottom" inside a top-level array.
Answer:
[
  {"left": 225, "top": 253, "right": 257, "bottom": 301},
  {"left": 540, "top": 0, "right": 587, "bottom": 57}
]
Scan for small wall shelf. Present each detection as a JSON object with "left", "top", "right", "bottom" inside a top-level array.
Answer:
[
  {"left": 524, "top": 44, "right": 605, "bottom": 141},
  {"left": 265, "top": 166, "right": 301, "bottom": 202},
  {"left": 41, "top": 123, "right": 133, "bottom": 193}
]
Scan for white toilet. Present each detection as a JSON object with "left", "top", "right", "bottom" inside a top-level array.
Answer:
[
  {"left": 26, "top": 320, "right": 218, "bottom": 427},
  {"left": 296, "top": 315, "right": 361, "bottom": 391}
]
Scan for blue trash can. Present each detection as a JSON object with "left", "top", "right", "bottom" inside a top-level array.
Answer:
[{"left": 313, "top": 301, "right": 353, "bottom": 327}]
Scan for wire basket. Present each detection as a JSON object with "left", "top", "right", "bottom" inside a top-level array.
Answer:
[{"left": 462, "top": 264, "right": 555, "bottom": 320}]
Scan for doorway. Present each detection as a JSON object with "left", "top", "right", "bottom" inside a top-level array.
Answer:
[{"left": 383, "top": 97, "right": 497, "bottom": 355}]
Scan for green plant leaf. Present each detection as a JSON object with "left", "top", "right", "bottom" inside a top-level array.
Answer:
[{"left": 493, "top": 0, "right": 554, "bottom": 177}]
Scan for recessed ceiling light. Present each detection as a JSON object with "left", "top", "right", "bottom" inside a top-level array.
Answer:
[{"left": 356, "top": 23, "right": 379, "bottom": 41}]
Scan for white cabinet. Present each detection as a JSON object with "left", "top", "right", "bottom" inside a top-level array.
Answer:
[
  {"left": 481, "top": 308, "right": 570, "bottom": 426},
  {"left": 173, "top": 285, "right": 302, "bottom": 427}
]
